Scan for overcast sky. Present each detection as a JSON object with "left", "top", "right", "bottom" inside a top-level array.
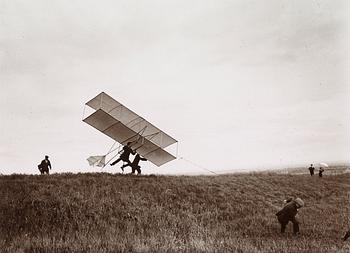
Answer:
[{"left": 1, "top": 0, "right": 349, "bottom": 175}]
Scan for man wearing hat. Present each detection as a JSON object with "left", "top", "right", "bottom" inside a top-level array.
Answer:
[
  {"left": 308, "top": 164, "right": 315, "bottom": 176},
  {"left": 110, "top": 142, "right": 135, "bottom": 172},
  {"left": 38, "top": 155, "right": 52, "bottom": 175},
  {"left": 275, "top": 197, "right": 304, "bottom": 235}
]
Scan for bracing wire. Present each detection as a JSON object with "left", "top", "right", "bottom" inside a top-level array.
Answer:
[
  {"left": 106, "top": 141, "right": 118, "bottom": 155},
  {"left": 179, "top": 157, "right": 218, "bottom": 175},
  {"left": 103, "top": 152, "right": 120, "bottom": 169}
]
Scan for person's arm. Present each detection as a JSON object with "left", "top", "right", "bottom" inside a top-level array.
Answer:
[
  {"left": 119, "top": 146, "right": 127, "bottom": 154},
  {"left": 276, "top": 210, "right": 282, "bottom": 216},
  {"left": 285, "top": 197, "right": 293, "bottom": 203}
]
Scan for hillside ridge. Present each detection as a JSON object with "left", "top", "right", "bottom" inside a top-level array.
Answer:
[{"left": 0, "top": 172, "right": 349, "bottom": 252}]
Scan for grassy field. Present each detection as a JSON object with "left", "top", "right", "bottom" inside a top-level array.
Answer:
[{"left": 0, "top": 170, "right": 349, "bottom": 252}]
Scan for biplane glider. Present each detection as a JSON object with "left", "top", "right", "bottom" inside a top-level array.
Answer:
[{"left": 83, "top": 92, "right": 178, "bottom": 168}]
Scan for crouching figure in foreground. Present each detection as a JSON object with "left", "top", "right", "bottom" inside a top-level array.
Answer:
[{"left": 276, "top": 197, "right": 304, "bottom": 235}]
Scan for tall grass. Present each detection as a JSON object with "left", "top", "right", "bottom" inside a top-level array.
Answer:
[{"left": 0, "top": 172, "right": 349, "bottom": 252}]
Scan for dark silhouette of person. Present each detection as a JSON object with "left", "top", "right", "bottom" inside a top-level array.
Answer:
[
  {"left": 319, "top": 167, "right": 324, "bottom": 177},
  {"left": 343, "top": 229, "right": 350, "bottom": 241},
  {"left": 276, "top": 197, "right": 304, "bottom": 235},
  {"left": 308, "top": 164, "right": 315, "bottom": 176},
  {"left": 38, "top": 155, "right": 51, "bottom": 175},
  {"left": 110, "top": 142, "right": 135, "bottom": 171},
  {"left": 127, "top": 154, "right": 147, "bottom": 175}
]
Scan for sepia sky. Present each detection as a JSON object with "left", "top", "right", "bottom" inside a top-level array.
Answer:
[{"left": 1, "top": 0, "right": 349, "bottom": 175}]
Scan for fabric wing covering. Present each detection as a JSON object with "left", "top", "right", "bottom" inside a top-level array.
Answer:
[
  {"left": 87, "top": 155, "right": 106, "bottom": 167},
  {"left": 83, "top": 92, "right": 177, "bottom": 166}
]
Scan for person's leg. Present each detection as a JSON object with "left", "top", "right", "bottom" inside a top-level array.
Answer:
[
  {"left": 281, "top": 222, "right": 288, "bottom": 233},
  {"left": 278, "top": 217, "right": 288, "bottom": 233},
  {"left": 110, "top": 158, "right": 121, "bottom": 166},
  {"left": 136, "top": 165, "right": 141, "bottom": 175},
  {"left": 121, "top": 159, "right": 132, "bottom": 169},
  {"left": 291, "top": 217, "right": 299, "bottom": 234}
]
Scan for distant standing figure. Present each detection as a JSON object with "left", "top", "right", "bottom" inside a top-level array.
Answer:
[
  {"left": 38, "top": 155, "right": 52, "bottom": 175},
  {"left": 128, "top": 154, "right": 147, "bottom": 175},
  {"left": 343, "top": 229, "right": 350, "bottom": 241},
  {"left": 276, "top": 197, "right": 304, "bottom": 235},
  {"left": 308, "top": 164, "right": 315, "bottom": 176},
  {"left": 110, "top": 142, "right": 135, "bottom": 172},
  {"left": 319, "top": 167, "right": 324, "bottom": 177}
]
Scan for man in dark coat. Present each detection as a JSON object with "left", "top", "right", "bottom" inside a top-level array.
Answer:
[
  {"left": 308, "top": 164, "right": 315, "bottom": 176},
  {"left": 127, "top": 154, "right": 147, "bottom": 175},
  {"left": 38, "top": 155, "right": 52, "bottom": 175},
  {"left": 276, "top": 197, "right": 304, "bottom": 235},
  {"left": 319, "top": 167, "right": 324, "bottom": 177},
  {"left": 110, "top": 142, "right": 135, "bottom": 172}
]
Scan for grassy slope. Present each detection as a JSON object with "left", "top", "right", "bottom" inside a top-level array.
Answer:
[{"left": 0, "top": 172, "right": 349, "bottom": 253}]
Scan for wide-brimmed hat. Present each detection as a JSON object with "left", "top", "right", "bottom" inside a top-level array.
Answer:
[{"left": 294, "top": 198, "right": 304, "bottom": 208}]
